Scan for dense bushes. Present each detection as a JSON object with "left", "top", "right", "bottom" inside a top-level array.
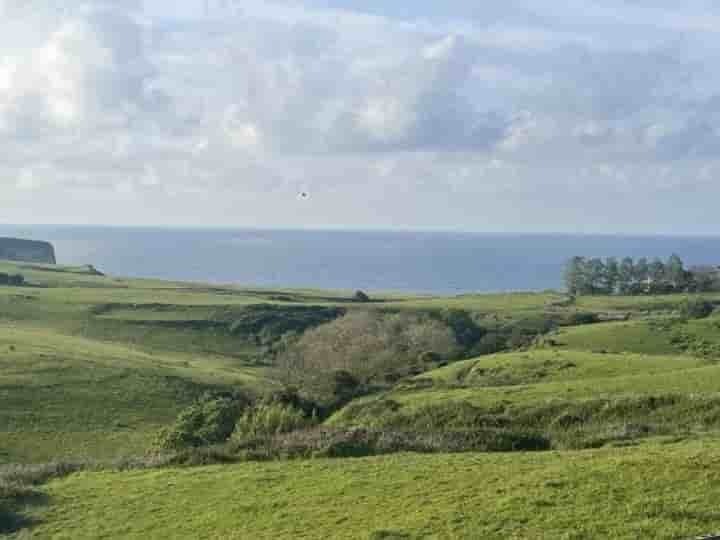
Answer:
[
  {"left": 277, "top": 311, "right": 459, "bottom": 387},
  {"left": 678, "top": 298, "right": 715, "bottom": 320},
  {"left": 235, "top": 427, "right": 550, "bottom": 460},
  {"left": 354, "top": 290, "right": 371, "bottom": 303},
  {"left": 222, "top": 304, "right": 345, "bottom": 345},
  {"left": 332, "top": 394, "right": 720, "bottom": 451},
  {"left": 233, "top": 402, "right": 313, "bottom": 443},
  {"left": 150, "top": 392, "right": 249, "bottom": 453},
  {"left": 151, "top": 389, "right": 318, "bottom": 453},
  {"left": 0, "top": 273, "right": 24, "bottom": 286},
  {"left": 272, "top": 309, "right": 563, "bottom": 408}
]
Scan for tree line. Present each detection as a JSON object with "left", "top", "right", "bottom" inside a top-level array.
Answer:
[
  {"left": 0, "top": 273, "right": 25, "bottom": 286},
  {"left": 564, "top": 254, "right": 718, "bottom": 296}
]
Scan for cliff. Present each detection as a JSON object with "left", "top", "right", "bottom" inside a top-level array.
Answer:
[{"left": 0, "top": 237, "right": 57, "bottom": 264}]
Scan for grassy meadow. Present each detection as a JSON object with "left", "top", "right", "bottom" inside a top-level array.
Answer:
[
  {"left": 9, "top": 438, "right": 720, "bottom": 540},
  {"left": 3, "top": 259, "right": 720, "bottom": 538}
]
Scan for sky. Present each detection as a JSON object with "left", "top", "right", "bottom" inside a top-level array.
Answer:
[{"left": 2, "top": 0, "right": 720, "bottom": 233}]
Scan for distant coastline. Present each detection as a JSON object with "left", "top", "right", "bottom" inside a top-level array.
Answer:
[
  {"left": 0, "top": 237, "right": 56, "bottom": 265},
  {"left": 0, "top": 225, "right": 719, "bottom": 295}
]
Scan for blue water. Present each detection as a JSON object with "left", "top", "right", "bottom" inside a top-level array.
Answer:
[{"left": 1, "top": 225, "right": 719, "bottom": 294}]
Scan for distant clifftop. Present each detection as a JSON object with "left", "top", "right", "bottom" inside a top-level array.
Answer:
[{"left": 0, "top": 237, "right": 56, "bottom": 264}]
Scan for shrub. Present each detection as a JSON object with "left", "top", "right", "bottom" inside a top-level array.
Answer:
[
  {"left": 150, "top": 393, "right": 248, "bottom": 453},
  {"left": 565, "top": 312, "right": 599, "bottom": 326},
  {"left": 0, "top": 274, "right": 24, "bottom": 286},
  {"left": 354, "top": 290, "right": 371, "bottom": 302},
  {"left": 233, "top": 402, "right": 313, "bottom": 443},
  {"left": 226, "top": 304, "right": 344, "bottom": 345},
  {"left": 438, "top": 310, "right": 485, "bottom": 350},
  {"left": 239, "top": 427, "right": 550, "bottom": 460},
  {"left": 679, "top": 298, "right": 715, "bottom": 320}
]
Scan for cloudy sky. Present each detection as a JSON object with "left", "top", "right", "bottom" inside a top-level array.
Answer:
[{"left": 2, "top": 0, "right": 720, "bottom": 233}]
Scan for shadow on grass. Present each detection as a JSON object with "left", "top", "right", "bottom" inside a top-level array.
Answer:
[
  {"left": 663, "top": 509, "right": 720, "bottom": 522},
  {"left": 0, "top": 490, "right": 49, "bottom": 535}
]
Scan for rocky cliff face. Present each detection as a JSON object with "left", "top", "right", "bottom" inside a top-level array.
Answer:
[{"left": 0, "top": 238, "right": 56, "bottom": 264}]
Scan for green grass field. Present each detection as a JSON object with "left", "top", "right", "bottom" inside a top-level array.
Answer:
[
  {"left": 5, "top": 259, "right": 720, "bottom": 538},
  {"left": 9, "top": 438, "right": 720, "bottom": 540}
]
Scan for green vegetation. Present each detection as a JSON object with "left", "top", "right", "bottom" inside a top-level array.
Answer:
[
  {"left": 0, "top": 273, "right": 24, "bottom": 286},
  {"left": 9, "top": 439, "right": 720, "bottom": 539},
  {"left": 564, "top": 253, "right": 720, "bottom": 295},
  {"left": 7, "top": 258, "right": 720, "bottom": 538}
]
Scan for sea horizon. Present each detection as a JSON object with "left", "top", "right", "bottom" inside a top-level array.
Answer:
[{"left": 1, "top": 224, "right": 719, "bottom": 295}]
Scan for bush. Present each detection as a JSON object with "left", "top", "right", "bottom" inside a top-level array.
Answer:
[
  {"left": 150, "top": 392, "right": 248, "bottom": 453},
  {"left": 354, "top": 290, "right": 371, "bottom": 303},
  {"left": 232, "top": 402, "right": 312, "bottom": 443},
  {"left": 564, "top": 312, "right": 599, "bottom": 326},
  {"left": 226, "top": 304, "right": 344, "bottom": 345},
  {"left": 438, "top": 310, "right": 485, "bottom": 350},
  {"left": 238, "top": 427, "right": 550, "bottom": 460},
  {"left": 0, "top": 274, "right": 24, "bottom": 287},
  {"left": 679, "top": 298, "right": 715, "bottom": 320}
]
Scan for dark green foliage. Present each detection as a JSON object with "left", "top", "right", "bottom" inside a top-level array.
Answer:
[
  {"left": 232, "top": 402, "right": 313, "bottom": 443},
  {"left": 618, "top": 257, "right": 635, "bottom": 294},
  {"left": 564, "top": 312, "right": 599, "bottom": 326},
  {"left": 150, "top": 392, "right": 249, "bottom": 453},
  {"left": 238, "top": 427, "right": 550, "bottom": 460},
  {"left": 438, "top": 309, "right": 486, "bottom": 350},
  {"left": 604, "top": 257, "right": 619, "bottom": 294},
  {"left": 334, "top": 394, "right": 720, "bottom": 451},
  {"left": 327, "top": 370, "right": 362, "bottom": 403},
  {"left": 666, "top": 254, "right": 686, "bottom": 288},
  {"left": 473, "top": 332, "right": 506, "bottom": 354},
  {"left": 687, "top": 268, "right": 720, "bottom": 293},
  {"left": 563, "top": 256, "right": 585, "bottom": 296},
  {"left": 354, "top": 290, "right": 371, "bottom": 303},
  {"left": 678, "top": 298, "right": 715, "bottom": 320},
  {"left": 0, "top": 483, "right": 37, "bottom": 534},
  {"left": 262, "top": 386, "right": 320, "bottom": 416},
  {"left": 226, "top": 304, "right": 345, "bottom": 344},
  {"left": 0, "top": 273, "right": 25, "bottom": 286},
  {"left": 562, "top": 254, "right": 708, "bottom": 296}
]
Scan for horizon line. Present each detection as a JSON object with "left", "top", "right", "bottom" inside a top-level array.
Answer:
[{"left": 2, "top": 222, "right": 720, "bottom": 239}]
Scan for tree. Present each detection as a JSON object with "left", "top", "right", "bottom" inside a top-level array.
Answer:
[
  {"left": 679, "top": 298, "right": 714, "bottom": 320},
  {"left": 634, "top": 258, "right": 649, "bottom": 289},
  {"left": 666, "top": 254, "right": 685, "bottom": 290},
  {"left": 648, "top": 258, "right": 666, "bottom": 282},
  {"left": 354, "top": 290, "right": 371, "bottom": 303},
  {"left": 587, "top": 258, "right": 606, "bottom": 294},
  {"left": 618, "top": 257, "right": 635, "bottom": 294},
  {"left": 604, "top": 257, "right": 620, "bottom": 294},
  {"left": 564, "top": 257, "right": 585, "bottom": 296}
]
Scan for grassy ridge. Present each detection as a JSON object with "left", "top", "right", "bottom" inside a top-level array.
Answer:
[{"left": 0, "top": 324, "right": 263, "bottom": 463}]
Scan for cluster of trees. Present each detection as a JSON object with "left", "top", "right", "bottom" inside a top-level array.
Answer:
[
  {"left": 0, "top": 273, "right": 25, "bottom": 286},
  {"left": 277, "top": 311, "right": 460, "bottom": 387},
  {"left": 564, "top": 254, "right": 717, "bottom": 296}
]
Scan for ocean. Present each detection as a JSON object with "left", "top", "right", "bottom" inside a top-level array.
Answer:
[{"left": 1, "top": 225, "right": 719, "bottom": 294}]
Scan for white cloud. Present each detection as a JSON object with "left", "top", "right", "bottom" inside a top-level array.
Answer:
[{"left": 2, "top": 0, "right": 720, "bottom": 233}]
